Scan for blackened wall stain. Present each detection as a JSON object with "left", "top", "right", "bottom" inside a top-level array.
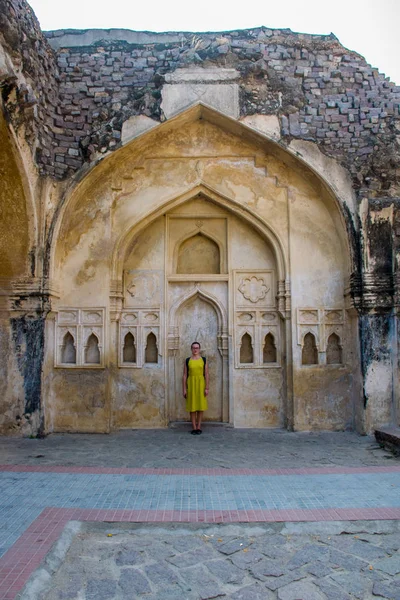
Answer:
[
  {"left": 367, "top": 215, "right": 393, "bottom": 274},
  {"left": 11, "top": 316, "right": 45, "bottom": 417},
  {"left": 359, "top": 313, "right": 392, "bottom": 408}
]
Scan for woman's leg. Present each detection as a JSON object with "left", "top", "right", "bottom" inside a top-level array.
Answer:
[
  {"left": 190, "top": 412, "right": 197, "bottom": 431},
  {"left": 197, "top": 411, "right": 203, "bottom": 431}
]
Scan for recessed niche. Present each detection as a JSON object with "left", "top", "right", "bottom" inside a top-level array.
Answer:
[
  {"left": 61, "top": 332, "right": 76, "bottom": 364},
  {"left": 327, "top": 333, "right": 342, "bottom": 365},
  {"left": 145, "top": 332, "right": 158, "bottom": 363},
  {"left": 123, "top": 332, "right": 137, "bottom": 363},
  {"left": 177, "top": 233, "right": 220, "bottom": 274},
  {"left": 302, "top": 332, "right": 318, "bottom": 365},
  {"left": 85, "top": 333, "right": 100, "bottom": 364},
  {"left": 263, "top": 333, "right": 277, "bottom": 363},
  {"left": 240, "top": 332, "right": 253, "bottom": 364}
]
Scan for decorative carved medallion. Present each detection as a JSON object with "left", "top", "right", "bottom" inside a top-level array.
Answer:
[
  {"left": 299, "top": 310, "right": 319, "bottom": 323},
  {"left": 83, "top": 311, "right": 102, "bottom": 324},
  {"left": 238, "top": 276, "right": 269, "bottom": 303},
  {"left": 122, "top": 313, "right": 137, "bottom": 323},
  {"left": 238, "top": 312, "right": 254, "bottom": 322},
  {"left": 262, "top": 312, "right": 277, "bottom": 322},
  {"left": 325, "top": 310, "right": 343, "bottom": 323},
  {"left": 144, "top": 312, "right": 159, "bottom": 322}
]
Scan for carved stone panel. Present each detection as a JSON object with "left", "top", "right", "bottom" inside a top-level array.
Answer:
[
  {"left": 56, "top": 308, "right": 105, "bottom": 368},
  {"left": 234, "top": 271, "right": 274, "bottom": 308},
  {"left": 119, "top": 309, "right": 161, "bottom": 368},
  {"left": 124, "top": 270, "right": 163, "bottom": 307},
  {"left": 234, "top": 310, "right": 280, "bottom": 368},
  {"left": 297, "top": 307, "right": 345, "bottom": 365}
]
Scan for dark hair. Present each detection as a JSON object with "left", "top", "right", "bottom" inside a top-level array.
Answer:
[{"left": 191, "top": 342, "right": 201, "bottom": 349}]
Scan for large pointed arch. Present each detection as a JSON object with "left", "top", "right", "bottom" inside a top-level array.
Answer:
[
  {"left": 48, "top": 103, "right": 354, "bottom": 283},
  {"left": 0, "top": 110, "right": 38, "bottom": 279}
]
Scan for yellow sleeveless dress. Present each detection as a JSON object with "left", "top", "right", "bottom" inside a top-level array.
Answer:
[{"left": 186, "top": 358, "right": 208, "bottom": 412}]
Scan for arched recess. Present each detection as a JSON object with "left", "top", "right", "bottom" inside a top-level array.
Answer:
[
  {"left": 0, "top": 110, "right": 37, "bottom": 279},
  {"left": 168, "top": 286, "right": 228, "bottom": 423},
  {"left": 113, "top": 183, "right": 288, "bottom": 285},
  {"left": 174, "top": 230, "right": 224, "bottom": 274}
]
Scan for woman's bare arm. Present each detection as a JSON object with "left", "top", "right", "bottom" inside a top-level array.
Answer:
[
  {"left": 182, "top": 362, "right": 188, "bottom": 397},
  {"left": 204, "top": 362, "right": 209, "bottom": 396}
]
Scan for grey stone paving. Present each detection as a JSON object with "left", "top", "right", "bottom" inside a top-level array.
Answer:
[
  {"left": 19, "top": 522, "right": 400, "bottom": 600},
  {"left": 1, "top": 428, "right": 398, "bottom": 469}
]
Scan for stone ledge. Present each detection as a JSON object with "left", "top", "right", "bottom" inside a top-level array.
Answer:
[{"left": 375, "top": 427, "right": 400, "bottom": 456}]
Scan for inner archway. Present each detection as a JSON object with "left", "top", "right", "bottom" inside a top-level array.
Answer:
[{"left": 173, "top": 294, "right": 223, "bottom": 422}]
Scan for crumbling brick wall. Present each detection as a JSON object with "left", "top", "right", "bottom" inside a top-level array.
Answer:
[{"left": 0, "top": 0, "right": 399, "bottom": 198}]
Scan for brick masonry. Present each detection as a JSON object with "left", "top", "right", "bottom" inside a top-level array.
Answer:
[{"left": 0, "top": 0, "right": 399, "bottom": 197}]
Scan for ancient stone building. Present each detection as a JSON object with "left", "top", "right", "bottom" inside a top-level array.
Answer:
[{"left": 1, "top": 0, "right": 399, "bottom": 436}]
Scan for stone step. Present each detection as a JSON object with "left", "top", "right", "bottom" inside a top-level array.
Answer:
[{"left": 375, "top": 427, "right": 400, "bottom": 456}]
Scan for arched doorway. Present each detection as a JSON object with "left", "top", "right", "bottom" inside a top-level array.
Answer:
[{"left": 172, "top": 294, "right": 223, "bottom": 422}]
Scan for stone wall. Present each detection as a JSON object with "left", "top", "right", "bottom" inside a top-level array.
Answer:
[{"left": 0, "top": 0, "right": 400, "bottom": 435}]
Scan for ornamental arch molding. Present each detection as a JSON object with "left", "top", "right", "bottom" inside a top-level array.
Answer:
[{"left": 48, "top": 103, "right": 353, "bottom": 284}]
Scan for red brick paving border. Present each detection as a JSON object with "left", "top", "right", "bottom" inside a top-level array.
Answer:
[
  {"left": 1, "top": 504, "right": 400, "bottom": 599},
  {"left": 1, "top": 465, "right": 400, "bottom": 599}
]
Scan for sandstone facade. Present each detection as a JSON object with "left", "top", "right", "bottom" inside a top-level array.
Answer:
[{"left": 0, "top": 0, "right": 399, "bottom": 435}]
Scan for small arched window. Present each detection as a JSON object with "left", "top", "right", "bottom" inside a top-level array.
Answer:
[
  {"left": 177, "top": 233, "right": 220, "bottom": 274},
  {"left": 240, "top": 332, "right": 253, "bottom": 364},
  {"left": 145, "top": 332, "right": 158, "bottom": 363},
  {"left": 302, "top": 332, "right": 318, "bottom": 365},
  {"left": 85, "top": 333, "right": 100, "bottom": 364},
  {"left": 123, "top": 332, "right": 136, "bottom": 363},
  {"left": 263, "top": 333, "right": 277, "bottom": 363},
  {"left": 327, "top": 333, "right": 342, "bottom": 365},
  {"left": 61, "top": 332, "right": 76, "bottom": 364}
]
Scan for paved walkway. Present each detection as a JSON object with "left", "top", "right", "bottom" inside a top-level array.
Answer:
[{"left": 0, "top": 428, "right": 399, "bottom": 599}]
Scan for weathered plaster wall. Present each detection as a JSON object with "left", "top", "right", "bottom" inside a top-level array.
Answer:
[
  {"left": 45, "top": 113, "right": 352, "bottom": 431},
  {"left": 0, "top": 0, "right": 399, "bottom": 435}
]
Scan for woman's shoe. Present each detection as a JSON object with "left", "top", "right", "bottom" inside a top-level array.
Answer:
[
  {"left": 190, "top": 429, "right": 197, "bottom": 435},
  {"left": 196, "top": 429, "right": 202, "bottom": 435}
]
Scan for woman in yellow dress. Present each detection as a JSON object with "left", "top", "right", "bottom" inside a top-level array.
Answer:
[{"left": 182, "top": 341, "right": 209, "bottom": 435}]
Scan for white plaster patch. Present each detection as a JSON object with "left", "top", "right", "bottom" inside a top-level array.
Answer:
[
  {"left": 161, "top": 84, "right": 239, "bottom": 120},
  {"left": 121, "top": 115, "right": 158, "bottom": 144},
  {"left": 165, "top": 67, "right": 239, "bottom": 83},
  {"left": 365, "top": 360, "right": 393, "bottom": 431},
  {"left": 162, "top": 67, "right": 240, "bottom": 119},
  {"left": 240, "top": 115, "right": 281, "bottom": 140}
]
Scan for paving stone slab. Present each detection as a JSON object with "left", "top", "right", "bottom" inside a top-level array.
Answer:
[
  {"left": 285, "top": 542, "right": 330, "bottom": 569},
  {"left": 118, "top": 568, "right": 152, "bottom": 595},
  {"left": 249, "top": 557, "right": 285, "bottom": 580},
  {"left": 229, "top": 548, "right": 266, "bottom": 569},
  {"left": 373, "top": 555, "right": 400, "bottom": 575},
  {"left": 329, "top": 572, "right": 373, "bottom": 599},
  {"left": 144, "top": 561, "right": 180, "bottom": 586},
  {"left": 313, "top": 579, "right": 353, "bottom": 600},
  {"left": 329, "top": 547, "right": 369, "bottom": 570},
  {"left": 277, "top": 580, "right": 326, "bottom": 600},
  {"left": 214, "top": 537, "right": 254, "bottom": 555},
  {"left": 205, "top": 559, "right": 245, "bottom": 584},
  {"left": 86, "top": 578, "right": 117, "bottom": 600},
  {"left": 229, "top": 584, "right": 274, "bottom": 599},
  {"left": 263, "top": 569, "right": 306, "bottom": 591},
  {"left": 372, "top": 580, "right": 400, "bottom": 600},
  {"left": 166, "top": 545, "right": 212, "bottom": 567},
  {"left": 115, "top": 547, "right": 146, "bottom": 565},
  {"left": 18, "top": 521, "right": 400, "bottom": 600}
]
